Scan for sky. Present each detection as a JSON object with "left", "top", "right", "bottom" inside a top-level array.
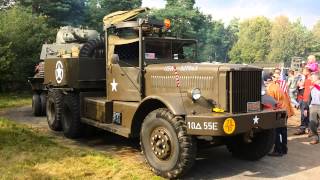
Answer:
[{"left": 142, "top": 0, "right": 320, "bottom": 29}]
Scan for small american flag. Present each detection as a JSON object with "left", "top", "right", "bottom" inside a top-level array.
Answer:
[
  {"left": 279, "top": 80, "right": 288, "bottom": 93},
  {"left": 279, "top": 67, "right": 288, "bottom": 93},
  {"left": 173, "top": 66, "right": 180, "bottom": 87}
]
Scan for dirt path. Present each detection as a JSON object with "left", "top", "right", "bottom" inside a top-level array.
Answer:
[{"left": 2, "top": 106, "right": 320, "bottom": 180}]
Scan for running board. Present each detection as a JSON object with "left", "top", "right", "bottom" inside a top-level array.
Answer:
[{"left": 81, "top": 117, "right": 130, "bottom": 138}]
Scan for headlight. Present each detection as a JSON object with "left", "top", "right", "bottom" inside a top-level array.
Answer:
[
  {"left": 261, "top": 90, "right": 266, "bottom": 96},
  {"left": 191, "top": 88, "right": 201, "bottom": 100}
]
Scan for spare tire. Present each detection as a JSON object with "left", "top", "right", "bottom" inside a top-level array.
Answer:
[{"left": 79, "top": 39, "right": 105, "bottom": 58}]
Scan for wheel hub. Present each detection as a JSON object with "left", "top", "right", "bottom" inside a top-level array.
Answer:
[{"left": 150, "top": 127, "right": 171, "bottom": 160}]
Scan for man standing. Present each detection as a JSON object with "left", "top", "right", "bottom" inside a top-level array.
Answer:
[
  {"left": 307, "top": 73, "right": 320, "bottom": 144},
  {"left": 294, "top": 67, "right": 312, "bottom": 135},
  {"left": 266, "top": 73, "right": 294, "bottom": 156}
]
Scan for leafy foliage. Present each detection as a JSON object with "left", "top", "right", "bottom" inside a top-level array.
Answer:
[
  {"left": 151, "top": 0, "right": 233, "bottom": 61},
  {"left": 229, "top": 16, "right": 272, "bottom": 63},
  {"left": 0, "top": 6, "right": 54, "bottom": 90},
  {"left": 18, "top": 0, "right": 87, "bottom": 26}
]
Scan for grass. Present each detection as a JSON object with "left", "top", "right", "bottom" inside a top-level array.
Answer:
[
  {"left": 0, "top": 92, "right": 32, "bottom": 109},
  {"left": 0, "top": 117, "right": 162, "bottom": 180}
]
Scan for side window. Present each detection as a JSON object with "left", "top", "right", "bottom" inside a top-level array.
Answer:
[
  {"left": 145, "top": 41, "right": 171, "bottom": 60},
  {"left": 114, "top": 42, "right": 139, "bottom": 67}
]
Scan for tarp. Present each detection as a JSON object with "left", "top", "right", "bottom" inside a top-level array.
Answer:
[{"left": 103, "top": 8, "right": 148, "bottom": 27}]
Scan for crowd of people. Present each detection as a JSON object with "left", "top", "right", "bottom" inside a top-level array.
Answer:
[{"left": 262, "top": 55, "right": 320, "bottom": 157}]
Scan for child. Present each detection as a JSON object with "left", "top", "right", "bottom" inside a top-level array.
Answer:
[{"left": 306, "top": 55, "right": 318, "bottom": 73}]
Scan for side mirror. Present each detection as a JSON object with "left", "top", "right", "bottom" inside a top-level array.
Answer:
[{"left": 111, "top": 54, "right": 119, "bottom": 64}]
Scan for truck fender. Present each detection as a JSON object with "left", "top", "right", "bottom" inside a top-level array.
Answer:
[
  {"left": 130, "top": 94, "right": 187, "bottom": 137},
  {"left": 140, "top": 95, "right": 187, "bottom": 116}
]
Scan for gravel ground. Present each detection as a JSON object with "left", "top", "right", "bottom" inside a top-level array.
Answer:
[{"left": 1, "top": 106, "right": 320, "bottom": 180}]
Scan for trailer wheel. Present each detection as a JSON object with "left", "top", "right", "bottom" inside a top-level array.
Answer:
[
  {"left": 226, "top": 129, "right": 275, "bottom": 161},
  {"left": 140, "top": 108, "right": 197, "bottom": 179},
  {"left": 32, "top": 93, "right": 42, "bottom": 116},
  {"left": 61, "top": 93, "right": 83, "bottom": 139},
  {"left": 46, "top": 90, "right": 63, "bottom": 131},
  {"left": 40, "top": 92, "right": 47, "bottom": 116}
]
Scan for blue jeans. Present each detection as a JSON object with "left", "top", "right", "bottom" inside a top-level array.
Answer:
[
  {"left": 274, "top": 127, "right": 288, "bottom": 154},
  {"left": 289, "top": 89, "right": 299, "bottom": 107},
  {"left": 299, "top": 101, "right": 309, "bottom": 131}
]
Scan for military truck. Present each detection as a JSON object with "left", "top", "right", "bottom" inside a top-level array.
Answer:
[
  {"left": 29, "top": 26, "right": 103, "bottom": 116},
  {"left": 42, "top": 8, "right": 287, "bottom": 178}
]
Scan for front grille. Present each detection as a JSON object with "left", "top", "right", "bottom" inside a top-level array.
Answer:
[{"left": 229, "top": 71, "right": 261, "bottom": 113}]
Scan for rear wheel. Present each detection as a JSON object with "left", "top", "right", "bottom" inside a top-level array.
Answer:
[
  {"left": 61, "top": 92, "right": 83, "bottom": 139},
  {"left": 46, "top": 90, "right": 63, "bottom": 131},
  {"left": 40, "top": 92, "right": 47, "bottom": 116},
  {"left": 140, "top": 108, "right": 197, "bottom": 179},
  {"left": 226, "top": 129, "right": 275, "bottom": 160},
  {"left": 32, "top": 93, "right": 41, "bottom": 116}
]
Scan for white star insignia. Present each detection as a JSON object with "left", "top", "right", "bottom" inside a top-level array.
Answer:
[
  {"left": 110, "top": 78, "right": 118, "bottom": 92},
  {"left": 253, "top": 115, "right": 260, "bottom": 124}
]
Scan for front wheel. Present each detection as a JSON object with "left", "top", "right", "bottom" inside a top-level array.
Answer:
[
  {"left": 140, "top": 108, "right": 197, "bottom": 179},
  {"left": 226, "top": 129, "right": 275, "bottom": 161}
]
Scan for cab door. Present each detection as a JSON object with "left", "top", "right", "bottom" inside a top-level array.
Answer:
[{"left": 107, "top": 42, "right": 141, "bottom": 102}]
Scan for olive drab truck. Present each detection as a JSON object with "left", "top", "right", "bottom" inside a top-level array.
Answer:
[
  {"left": 28, "top": 26, "right": 103, "bottom": 116},
  {"left": 42, "top": 8, "right": 287, "bottom": 178}
]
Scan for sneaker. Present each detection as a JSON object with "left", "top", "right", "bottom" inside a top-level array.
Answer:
[
  {"left": 293, "top": 129, "right": 306, "bottom": 135},
  {"left": 310, "top": 140, "right": 319, "bottom": 145},
  {"left": 268, "top": 152, "right": 283, "bottom": 157}
]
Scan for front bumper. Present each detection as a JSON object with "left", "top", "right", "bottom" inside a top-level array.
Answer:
[{"left": 186, "top": 109, "right": 287, "bottom": 136}]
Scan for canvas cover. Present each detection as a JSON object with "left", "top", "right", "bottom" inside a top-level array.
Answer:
[{"left": 103, "top": 8, "right": 148, "bottom": 27}]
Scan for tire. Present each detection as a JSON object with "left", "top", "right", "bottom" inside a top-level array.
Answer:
[
  {"left": 79, "top": 39, "right": 105, "bottom": 58},
  {"left": 40, "top": 92, "right": 47, "bottom": 116},
  {"left": 61, "top": 92, "right": 83, "bottom": 139},
  {"left": 32, "top": 93, "right": 42, "bottom": 116},
  {"left": 46, "top": 90, "right": 63, "bottom": 131},
  {"left": 226, "top": 129, "right": 275, "bottom": 161},
  {"left": 140, "top": 108, "right": 197, "bottom": 179}
]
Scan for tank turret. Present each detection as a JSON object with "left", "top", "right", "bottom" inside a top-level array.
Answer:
[{"left": 40, "top": 26, "right": 103, "bottom": 60}]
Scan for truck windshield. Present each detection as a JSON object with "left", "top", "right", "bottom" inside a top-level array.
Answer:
[{"left": 144, "top": 38, "right": 197, "bottom": 63}]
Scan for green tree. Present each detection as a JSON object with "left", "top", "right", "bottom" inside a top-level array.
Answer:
[
  {"left": 268, "top": 16, "right": 293, "bottom": 62},
  {"left": 152, "top": 0, "right": 233, "bottom": 61},
  {"left": 310, "top": 20, "right": 320, "bottom": 58},
  {"left": 202, "top": 21, "right": 234, "bottom": 62},
  {"left": 229, "top": 16, "right": 272, "bottom": 63},
  {"left": 166, "top": 0, "right": 195, "bottom": 9},
  {"left": 18, "top": 0, "right": 87, "bottom": 26},
  {"left": 0, "top": 6, "right": 53, "bottom": 90}
]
